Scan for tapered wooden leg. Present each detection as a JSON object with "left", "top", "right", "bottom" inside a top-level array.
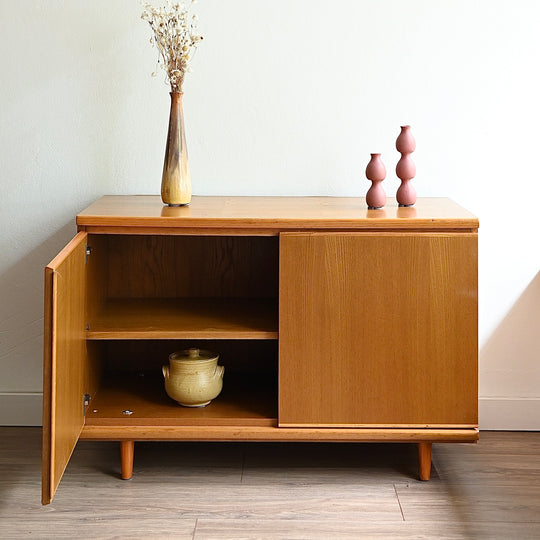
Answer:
[
  {"left": 418, "top": 442, "right": 432, "bottom": 481},
  {"left": 120, "top": 440, "right": 134, "bottom": 480}
]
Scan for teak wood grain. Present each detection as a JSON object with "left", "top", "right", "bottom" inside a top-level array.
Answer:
[
  {"left": 86, "top": 298, "right": 278, "bottom": 340},
  {"left": 105, "top": 235, "right": 278, "bottom": 299},
  {"left": 279, "top": 232, "right": 478, "bottom": 427},
  {"left": 77, "top": 196, "right": 479, "bottom": 232},
  {"left": 80, "top": 425, "right": 478, "bottom": 442},
  {"left": 42, "top": 232, "right": 91, "bottom": 505},
  {"left": 43, "top": 196, "right": 479, "bottom": 504},
  {"left": 85, "top": 373, "right": 277, "bottom": 427}
]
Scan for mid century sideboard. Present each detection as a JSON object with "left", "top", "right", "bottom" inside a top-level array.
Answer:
[{"left": 42, "top": 196, "right": 478, "bottom": 504}]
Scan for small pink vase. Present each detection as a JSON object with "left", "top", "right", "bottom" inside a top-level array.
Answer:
[
  {"left": 396, "top": 125, "right": 416, "bottom": 154},
  {"left": 365, "top": 153, "right": 386, "bottom": 209},
  {"left": 396, "top": 177, "right": 417, "bottom": 207},
  {"left": 396, "top": 154, "right": 416, "bottom": 181},
  {"left": 395, "top": 125, "right": 416, "bottom": 207}
]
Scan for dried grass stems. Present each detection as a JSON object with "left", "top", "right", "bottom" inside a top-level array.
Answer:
[{"left": 142, "top": 1, "right": 203, "bottom": 93}]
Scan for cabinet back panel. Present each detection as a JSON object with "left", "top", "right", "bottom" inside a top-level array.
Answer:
[
  {"left": 106, "top": 236, "right": 278, "bottom": 299},
  {"left": 103, "top": 340, "right": 278, "bottom": 375}
]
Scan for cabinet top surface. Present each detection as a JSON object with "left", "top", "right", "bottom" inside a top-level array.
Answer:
[{"left": 77, "top": 196, "right": 478, "bottom": 231}]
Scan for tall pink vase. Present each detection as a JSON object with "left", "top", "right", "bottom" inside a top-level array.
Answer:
[
  {"left": 365, "top": 153, "right": 386, "bottom": 209},
  {"left": 395, "top": 125, "right": 416, "bottom": 207}
]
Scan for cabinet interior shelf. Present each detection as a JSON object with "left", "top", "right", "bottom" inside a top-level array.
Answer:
[
  {"left": 85, "top": 372, "right": 277, "bottom": 427},
  {"left": 87, "top": 298, "right": 278, "bottom": 340}
]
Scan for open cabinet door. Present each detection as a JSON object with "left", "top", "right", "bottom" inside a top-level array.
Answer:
[{"left": 42, "top": 232, "right": 88, "bottom": 504}]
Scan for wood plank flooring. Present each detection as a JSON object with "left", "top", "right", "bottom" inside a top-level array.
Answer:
[{"left": 1, "top": 428, "right": 539, "bottom": 539}]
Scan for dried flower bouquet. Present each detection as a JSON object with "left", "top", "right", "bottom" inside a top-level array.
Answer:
[{"left": 141, "top": 0, "right": 203, "bottom": 93}]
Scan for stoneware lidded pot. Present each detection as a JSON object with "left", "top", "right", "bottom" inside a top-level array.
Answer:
[{"left": 163, "top": 348, "right": 224, "bottom": 407}]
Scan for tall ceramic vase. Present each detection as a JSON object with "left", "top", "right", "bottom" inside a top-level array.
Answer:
[
  {"left": 395, "top": 125, "right": 416, "bottom": 207},
  {"left": 365, "top": 153, "right": 387, "bottom": 209},
  {"left": 161, "top": 92, "right": 191, "bottom": 206}
]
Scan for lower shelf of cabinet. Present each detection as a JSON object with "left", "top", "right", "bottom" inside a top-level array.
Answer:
[
  {"left": 85, "top": 372, "right": 276, "bottom": 428},
  {"left": 82, "top": 374, "right": 478, "bottom": 442},
  {"left": 82, "top": 373, "right": 478, "bottom": 443}
]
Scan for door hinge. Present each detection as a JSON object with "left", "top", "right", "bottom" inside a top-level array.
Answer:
[
  {"left": 83, "top": 393, "right": 91, "bottom": 416},
  {"left": 85, "top": 245, "right": 92, "bottom": 264}
]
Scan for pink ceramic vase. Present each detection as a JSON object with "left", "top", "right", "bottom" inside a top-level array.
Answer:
[
  {"left": 396, "top": 125, "right": 416, "bottom": 154},
  {"left": 396, "top": 153, "right": 416, "bottom": 181},
  {"left": 396, "top": 177, "right": 417, "bottom": 207},
  {"left": 365, "top": 153, "right": 386, "bottom": 209},
  {"left": 395, "top": 125, "right": 416, "bottom": 207}
]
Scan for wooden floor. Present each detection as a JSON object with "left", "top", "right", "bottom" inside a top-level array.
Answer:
[{"left": 1, "top": 429, "right": 539, "bottom": 539}]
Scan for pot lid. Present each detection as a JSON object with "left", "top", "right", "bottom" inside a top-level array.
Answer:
[{"left": 170, "top": 348, "right": 218, "bottom": 361}]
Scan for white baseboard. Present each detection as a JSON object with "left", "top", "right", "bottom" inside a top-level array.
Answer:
[
  {"left": 479, "top": 397, "right": 540, "bottom": 430},
  {"left": 0, "top": 393, "right": 42, "bottom": 426},
  {"left": 1, "top": 393, "right": 539, "bottom": 430}
]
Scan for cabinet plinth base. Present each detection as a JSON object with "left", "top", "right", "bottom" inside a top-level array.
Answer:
[{"left": 82, "top": 425, "right": 478, "bottom": 443}]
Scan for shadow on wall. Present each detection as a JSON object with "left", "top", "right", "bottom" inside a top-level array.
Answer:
[
  {"left": 479, "top": 270, "right": 540, "bottom": 430},
  {"left": 0, "top": 222, "right": 76, "bottom": 401}
]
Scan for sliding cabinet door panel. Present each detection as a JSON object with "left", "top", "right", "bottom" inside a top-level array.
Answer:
[{"left": 279, "top": 232, "right": 477, "bottom": 427}]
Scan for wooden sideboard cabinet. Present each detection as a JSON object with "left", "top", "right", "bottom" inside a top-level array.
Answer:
[{"left": 42, "top": 196, "right": 478, "bottom": 504}]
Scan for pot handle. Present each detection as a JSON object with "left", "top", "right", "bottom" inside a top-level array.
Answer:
[
  {"left": 162, "top": 365, "right": 169, "bottom": 380},
  {"left": 214, "top": 365, "right": 225, "bottom": 379}
]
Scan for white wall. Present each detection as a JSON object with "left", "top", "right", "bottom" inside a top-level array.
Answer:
[{"left": 1, "top": 0, "right": 539, "bottom": 428}]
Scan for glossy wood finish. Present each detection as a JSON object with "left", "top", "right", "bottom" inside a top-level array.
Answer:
[
  {"left": 279, "top": 232, "right": 478, "bottom": 427},
  {"left": 86, "top": 298, "right": 278, "bottom": 340},
  {"left": 120, "top": 440, "right": 134, "bottom": 480},
  {"left": 42, "top": 232, "right": 89, "bottom": 505},
  {"left": 43, "top": 196, "right": 479, "bottom": 503},
  {"left": 77, "top": 196, "right": 479, "bottom": 232},
  {"left": 81, "top": 425, "right": 478, "bottom": 442},
  {"left": 418, "top": 442, "right": 432, "bottom": 481}
]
